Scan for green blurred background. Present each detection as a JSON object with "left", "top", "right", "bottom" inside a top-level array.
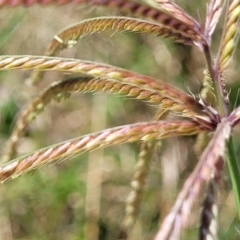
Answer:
[{"left": 0, "top": 1, "right": 240, "bottom": 239}]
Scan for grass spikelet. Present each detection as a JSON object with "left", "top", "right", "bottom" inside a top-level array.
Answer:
[
  {"left": 199, "top": 173, "right": 220, "bottom": 240},
  {"left": 227, "top": 105, "right": 240, "bottom": 126},
  {"left": 0, "top": 120, "right": 207, "bottom": 182},
  {"left": 120, "top": 141, "right": 158, "bottom": 237},
  {"left": 0, "top": 55, "right": 213, "bottom": 120},
  {"left": 201, "top": 68, "right": 215, "bottom": 104},
  {"left": 30, "top": 16, "right": 193, "bottom": 84},
  {"left": 120, "top": 108, "right": 168, "bottom": 237},
  {"left": 205, "top": 0, "right": 224, "bottom": 43},
  {"left": 90, "top": 0, "right": 205, "bottom": 43},
  {"left": 2, "top": 76, "right": 185, "bottom": 163},
  {"left": 155, "top": 119, "right": 231, "bottom": 240},
  {"left": 0, "top": 0, "right": 83, "bottom": 6},
  {"left": 217, "top": 0, "right": 240, "bottom": 72},
  {"left": 2, "top": 1, "right": 240, "bottom": 238},
  {"left": 44, "top": 16, "right": 194, "bottom": 57},
  {"left": 153, "top": 0, "right": 201, "bottom": 31}
]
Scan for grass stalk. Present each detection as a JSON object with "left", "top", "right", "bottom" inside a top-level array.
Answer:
[{"left": 203, "top": 44, "right": 227, "bottom": 117}]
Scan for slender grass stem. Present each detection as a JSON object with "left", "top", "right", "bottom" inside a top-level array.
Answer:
[
  {"left": 203, "top": 45, "right": 227, "bottom": 117},
  {"left": 227, "top": 137, "right": 240, "bottom": 219},
  {"left": 204, "top": 42, "right": 240, "bottom": 221}
]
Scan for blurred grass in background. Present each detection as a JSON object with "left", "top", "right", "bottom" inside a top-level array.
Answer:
[{"left": 0, "top": 1, "right": 240, "bottom": 239}]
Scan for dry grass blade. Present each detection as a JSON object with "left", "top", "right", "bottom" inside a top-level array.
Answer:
[
  {"left": 205, "top": 0, "right": 224, "bottom": 43},
  {"left": 0, "top": 120, "right": 206, "bottom": 182},
  {"left": 217, "top": 0, "right": 240, "bottom": 72},
  {"left": 2, "top": 76, "right": 185, "bottom": 163},
  {"left": 44, "top": 16, "right": 194, "bottom": 57},
  {"left": 155, "top": 118, "right": 231, "bottom": 240}
]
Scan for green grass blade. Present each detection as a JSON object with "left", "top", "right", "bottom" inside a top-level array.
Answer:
[{"left": 227, "top": 137, "right": 240, "bottom": 219}]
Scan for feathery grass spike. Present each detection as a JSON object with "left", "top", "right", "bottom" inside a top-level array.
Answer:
[
  {"left": 2, "top": 77, "right": 185, "bottom": 163},
  {"left": 227, "top": 105, "right": 240, "bottom": 126},
  {"left": 0, "top": 56, "right": 211, "bottom": 115},
  {"left": 0, "top": 0, "right": 207, "bottom": 46},
  {"left": 1, "top": 0, "right": 204, "bottom": 43},
  {"left": 200, "top": 68, "right": 215, "bottom": 104},
  {"left": 45, "top": 16, "right": 194, "bottom": 57},
  {"left": 218, "top": 0, "right": 240, "bottom": 72},
  {"left": 199, "top": 175, "right": 219, "bottom": 240},
  {"left": 205, "top": 0, "right": 224, "bottom": 43},
  {"left": 121, "top": 141, "right": 157, "bottom": 236},
  {"left": 90, "top": 0, "right": 204, "bottom": 42},
  {"left": 30, "top": 0, "right": 204, "bottom": 83},
  {"left": 121, "top": 108, "right": 168, "bottom": 236},
  {"left": 155, "top": 119, "right": 231, "bottom": 240},
  {"left": 154, "top": 0, "right": 201, "bottom": 31},
  {"left": 0, "top": 121, "right": 206, "bottom": 182},
  {"left": 30, "top": 16, "right": 193, "bottom": 84}
]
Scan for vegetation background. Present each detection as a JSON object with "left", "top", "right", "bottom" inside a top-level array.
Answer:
[{"left": 0, "top": 1, "right": 240, "bottom": 239}]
